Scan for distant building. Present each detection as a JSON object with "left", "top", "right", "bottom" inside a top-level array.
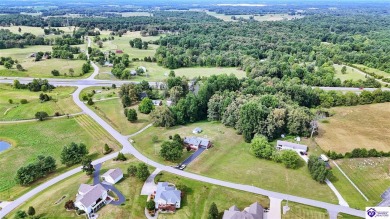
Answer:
[
  {"left": 223, "top": 202, "right": 264, "bottom": 219},
  {"left": 166, "top": 100, "right": 173, "bottom": 107},
  {"left": 184, "top": 136, "right": 211, "bottom": 150},
  {"left": 75, "top": 184, "right": 109, "bottom": 214},
  {"left": 104, "top": 61, "right": 113, "bottom": 67},
  {"left": 154, "top": 182, "right": 181, "bottom": 212},
  {"left": 276, "top": 140, "right": 308, "bottom": 152},
  {"left": 139, "top": 66, "right": 147, "bottom": 72},
  {"left": 139, "top": 92, "right": 148, "bottom": 100},
  {"left": 152, "top": 100, "right": 162, "bottom": 106},
  {"left": 192, "top": 127, "right": 202, "bottom": 134},
  {"left": 130, "top": 70, "right": 137, "bottom": 76},
  {"left": 116, "top": 50, "right": 123, "bottom": 54},
  {"left": 101, "top": 168, "right": 123, "bottom": 184}
]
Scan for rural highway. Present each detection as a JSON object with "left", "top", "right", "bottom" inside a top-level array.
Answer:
[{"left": 0, "top": 65, "right": 368, "bottom": 218}]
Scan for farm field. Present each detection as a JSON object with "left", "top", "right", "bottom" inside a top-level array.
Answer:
[
  {"left": 132, "top": 121, "right": 338, "bottom": 203},
  {"left": 0, "top": 85, "right": 80, "bottom": 120},
  {"left": 315, "top": 103, "right": 390, "bottom": 153},
  {"left": 335, "top": 158, "right": 390, "bottom": 206},
  {"left": 206, "top": 11, "right": 304, "bottom": 22},
  {"left": 333, "top": 64, "right": 366, "bottom": 81},
  {"left": 90, "top": 98, "right": 151, "bottom": 135},
  {"left": 0, "top": 115, "right": 119, "bottom": 200},
  {"left": 8, "top": 158, "right": 148, "bottom": 219}
]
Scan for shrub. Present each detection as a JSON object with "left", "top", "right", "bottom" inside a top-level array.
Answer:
[{"left": 20, "top": 99, "right": 28, "bottom": 104}]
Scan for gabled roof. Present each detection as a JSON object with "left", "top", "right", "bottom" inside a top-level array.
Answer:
[
  {"left": 155, "top": 182, "right": 181, "bottom": 204},
  {"left": 101, "top": 168, "right": 123, "bottom": 181},
  {"left": 76, "top": 184, "right": 107, "bottom": 208},
  {"left": 222, "top": 202, "right": 263, "bottom": 219}
]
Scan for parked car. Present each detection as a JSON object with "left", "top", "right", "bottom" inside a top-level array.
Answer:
[
  {"left": 174, "top": 164, "right": 180, "bottom": 168},
  {"left": 179, "top": 164, "right": 186, "bottom": 170},
  {"left": 299, "top": 151, "right": 307, "bottom": 155}
]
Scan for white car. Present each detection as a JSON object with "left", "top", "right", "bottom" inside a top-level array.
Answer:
[{"left": 179, "top": 164, "right": 186, "bottom": 170}]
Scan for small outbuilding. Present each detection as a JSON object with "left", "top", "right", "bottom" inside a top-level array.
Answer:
[
  {"left": 152, "top": 100, "right": 162, "bottom": 106},
  {"left": 130, "top": 70, "right": 137, "bottom": 76},
  {"left": 101, "top": 168, "right": 123, "bottom": 184},
  {"left": 192, "top": 127, "right": 202, "bottom": 134},
  {"left": 116, "top": 50, "right": 123, "bottom": 54}
]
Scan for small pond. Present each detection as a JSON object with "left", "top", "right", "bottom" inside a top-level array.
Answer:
[{"left": 0, "top": 141, "right": 11, "bottom": 152}]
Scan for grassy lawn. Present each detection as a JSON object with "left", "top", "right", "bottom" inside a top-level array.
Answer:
[
  {"left": 0, "top": 84, "right": 80, "bottom": 120},
  {"left": 0, "top": 45, "right": 53, "bottom": 61},
  {"left": 90, "top": 98, "right": 151, "bottom": 136},
  {"left": 155, "top": 172, "right": 270, "bottom": 219},
  {"left": 0, "top": 58, "right": 91, "bottom": 78},
  {"left": 315, "top": 103, "right": 390, "bottom": 153},
  {"left": 133, "top": 121, "right": 338, "bottom": 203},
  {"left": 8, "top": 157, "right": 147, "bottom": 219},
  {"left": 79, "top": 86, "right": 119, "bottom": 101},
  {"left": 334, "top": 64, "right": 366, "bottom": 81},
  {"left": 0, "top": 115, "right": 119, "bottom": 200},
  {"left": 335, "top": 158, "right": 390, "bottom": 206}
]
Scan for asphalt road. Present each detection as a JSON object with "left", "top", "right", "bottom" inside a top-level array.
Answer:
[{"left": 0, "top": 70, "right": 368, "bottom": 218}]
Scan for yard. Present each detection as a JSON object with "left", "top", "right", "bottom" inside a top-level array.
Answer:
[
  {"left": 89, "top": 98, "right": 151, "bottom": 136},
  {"left": 132, "top": 121, "right": 338, "bottom": 203},
  {"left": 0, "top": 115, "right": 119, "bottom": 200},
  {"left": 0, "top": 84, "right": 80, "bottom": 120},
  {"left": 315, "top": 103, "right": 390, "bottom": 153},
  {"left": 8, "top": 157, "right": 147, "bottom": 219}
]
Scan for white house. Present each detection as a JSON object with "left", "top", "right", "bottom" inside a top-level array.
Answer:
[
  {"left": 139, "top": 66, "right": 147, "bottom": 73},
  {"left": 152, "top": 100, "right": 162, "bottom": 106},
  {"left": 276, "top": 140, "right": 308, "bottom": 153},
  {"left": 154, "top": 182, "right": 181, "bottom": 211},
  {"left": 75, "top": 184, "right": 109, "bottom": 214},
  {"left": 101, "top": 168, "right": 123, "bottom": 184}
]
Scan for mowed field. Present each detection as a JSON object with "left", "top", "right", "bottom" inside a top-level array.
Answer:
[
  {"left": 92, "top": 30, "right": 160, "bottom": 59},
  {"left": 333, "top": 64, "right": 366, "bottom": 81},
  {"left": 0, "top": 84, "right": 80, "bottom": 120},
  {"left": 132, "top": 121, "right": 338, "bottom": 203},
  {"left": 0, "top": 25, "right": 75, "bottom": 36},
  {"left": 353, "top": 64, "right": 390, "bottom": 79},
  {"left": 90, "top": 98, "right": 151, "bottom": 135},
  {"left": 96, "top": 61, "right": 246, "bottom": 82},
  {"left": 335, "top": 158, "right": 390, "bottom": 205},
  {"left": 0, "top": 44, "right": 91, "bottom": 78},
  {"left": 0, "top": 115, "right": 119, "bottom": 199},
  {"left": 316, "top": 103, "right": 390, "bottom": 153},
  {"left": 206, "top": 11, "right": 304, "bottom": 22}
]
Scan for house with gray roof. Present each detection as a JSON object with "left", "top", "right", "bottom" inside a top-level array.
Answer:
[
  {"left": 184, "top": 136, "right": 211, "bottom": 150},
  {"left": 276, "top": 140, "right": 308, "bottom": 152},
  {"left": 154, "top": 182, "right": 181, "bottom": 212},
  {"left": 75, "top": 184, "right": 109, "bottom": 214},
  {"left": 223, "top": 202, "right": 264, "bottom": 219},
  {"left": 152, "top": 100, "right": 162, "bottom": 106},
  {"left": 101, "top": 168, "right": 123, "bottom": 184}
]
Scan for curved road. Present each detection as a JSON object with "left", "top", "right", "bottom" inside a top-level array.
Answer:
[{"left": 0, "top": 84, "right": 365, "bottom": 218}]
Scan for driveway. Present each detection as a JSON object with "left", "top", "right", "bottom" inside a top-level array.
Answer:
[
  {"left": 101, "top": 182, "right": 125, "bottom": 205},
  {"left": 180, "top": 147, "right": 206, "bottom": 166},
  {"left": 93, "top": 163, "right": 102, "bottom": 185},
  {"left": 141, "top": 168, "right": 161, "bottom": 195}
]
